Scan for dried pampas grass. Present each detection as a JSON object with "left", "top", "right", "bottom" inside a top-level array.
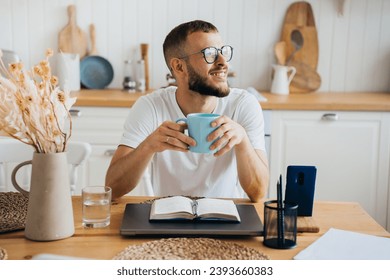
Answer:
[{"left": 0, "top": 49, "right": 76, "bottom": 153}]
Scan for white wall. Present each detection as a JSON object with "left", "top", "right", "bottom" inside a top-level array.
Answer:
[{"left": 0, "top": 0, "right": 389, "bottom": 92}]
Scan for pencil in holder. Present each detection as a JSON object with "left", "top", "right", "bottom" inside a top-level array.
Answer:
[{"left": 263, "top": 200, "right": 298, "bottom": 249}]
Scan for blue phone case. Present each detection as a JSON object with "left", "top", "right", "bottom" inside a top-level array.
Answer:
[{"left": 285, "top": 166, "right": 317, "bottom": 216}]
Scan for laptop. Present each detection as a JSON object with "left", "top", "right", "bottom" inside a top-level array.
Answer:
[{"left": 120, "top": 203, "right": 263, "bottom": 236}]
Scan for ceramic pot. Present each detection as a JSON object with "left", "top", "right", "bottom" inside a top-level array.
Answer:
[{"left": 12, "top": 152, "right": 74, "bottom": 241}]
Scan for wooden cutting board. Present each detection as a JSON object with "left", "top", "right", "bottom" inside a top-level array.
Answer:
[
  {"left": 297, "top": 216, "right": 320, "bottom": 233},
  {"left": 58, "top": 5, "right": 88, "bottom": 59},
  {"left": 281, "top": 1, "right": 320, "bottom": 93}
]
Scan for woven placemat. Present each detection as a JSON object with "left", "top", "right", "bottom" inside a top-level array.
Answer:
[
  {"left": 0, "top": 192, "right": 28, "bottom": 233},
  {"left": 0, "top": 247, "right": 8, "bottom": 260},
  {"left": 112, "top": 238, "right": 270, "bottom": 260}
]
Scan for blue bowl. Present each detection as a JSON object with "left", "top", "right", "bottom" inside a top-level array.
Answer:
[{"left": 80, "top": 56, "right": 114, "bottom": 89}]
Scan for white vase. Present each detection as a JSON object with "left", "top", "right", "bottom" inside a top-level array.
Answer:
[{"left": 12, "top": 152, "right": 74, "bottom": 241}]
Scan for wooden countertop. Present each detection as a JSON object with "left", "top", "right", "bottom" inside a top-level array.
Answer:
[
  {"left": 1, "top": 196, "right": 389, "bottom": 260},
  {"left": 72, "top": 89, "right": 390, "bottom": 111}
]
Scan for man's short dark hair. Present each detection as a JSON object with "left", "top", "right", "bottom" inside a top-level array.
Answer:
[{"left": 163, "top": 20, "right": 218, "bottom": 71}]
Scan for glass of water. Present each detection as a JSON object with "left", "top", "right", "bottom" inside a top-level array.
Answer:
[{"left": 82, "top": 186, "right": 112, "bottom": 228}]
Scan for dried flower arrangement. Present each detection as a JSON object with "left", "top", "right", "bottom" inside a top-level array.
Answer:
[{"left": 0, "top": 49, "right": 76, "bottom": 153}]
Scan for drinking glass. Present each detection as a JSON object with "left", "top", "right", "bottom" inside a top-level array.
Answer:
[{"left": 82, "top": 186, "right": 111, "bottom": 228}]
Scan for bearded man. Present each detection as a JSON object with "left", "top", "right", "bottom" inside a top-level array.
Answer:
[{"left": 106, "top": 20, "right": 269, "bottom": 201}]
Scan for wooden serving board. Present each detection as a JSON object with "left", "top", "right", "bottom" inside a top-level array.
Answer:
[
  {"left": 58, "top": 5, "right": 88, "bottom": 59},
  {"left": 281, "top": 1, "right": 320, "bottom": 93},
  {"left": 297, "top": 216, "right": 320, "bottom": 233}
]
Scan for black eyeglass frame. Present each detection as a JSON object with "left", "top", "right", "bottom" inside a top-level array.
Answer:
[{"left": 178, "top": 45, "right": 233, "bottom": 64}]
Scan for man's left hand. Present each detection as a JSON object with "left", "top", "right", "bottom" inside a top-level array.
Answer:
[{"left": 208, "top": 115, "right": 247, "bottom": 157}]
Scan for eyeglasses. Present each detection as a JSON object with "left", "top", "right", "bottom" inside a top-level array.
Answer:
[{"left": 179, "top": 45, "right": 233, "bottom": 64}]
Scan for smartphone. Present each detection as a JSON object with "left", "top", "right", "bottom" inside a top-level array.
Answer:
[{"left": 285, "top": 165, "right": 317, "bottom": 216}]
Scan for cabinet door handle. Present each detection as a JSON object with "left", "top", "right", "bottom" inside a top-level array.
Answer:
[
  {"left": 69, "top": 109, "right": 81, "bottom": 117},
  {"left": 104, "top": 149, "right": 116, "bottom": 157},
  {"left": 321, "top": 113, "right": 338, "bottom": 121}
]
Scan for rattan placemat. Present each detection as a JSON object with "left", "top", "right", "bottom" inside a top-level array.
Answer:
[
  {"left": 0, "top": 247, "right": 7, "bottom": 260},
  {"left": 112, "top": 238, "right": 270, "bottom": 260},
  {"left": 0, "top": 192, "right": 28, "bottom": 233}
]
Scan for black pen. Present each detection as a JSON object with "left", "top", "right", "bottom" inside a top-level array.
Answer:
[{"left": 277, "top": 174, "right": 285, "bottom": 247}]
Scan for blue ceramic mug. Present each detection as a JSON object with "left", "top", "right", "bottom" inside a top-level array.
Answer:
[{"left": 176, "top": 113, "right": 220, "bottom": 153}]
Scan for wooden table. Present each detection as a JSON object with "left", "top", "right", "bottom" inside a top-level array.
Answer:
[{"left": 1, "top": 196, "right": 389, "bottom": 260}]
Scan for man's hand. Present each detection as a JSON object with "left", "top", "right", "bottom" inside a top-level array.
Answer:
[
  {"left": 143, "top": 121, "right": 196, "bottom": 153},
  {"left": 207, "top": 116, "right": 247, "bottom": 157}
]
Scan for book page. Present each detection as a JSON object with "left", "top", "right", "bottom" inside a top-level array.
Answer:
[
  {"left": 152, "top": 196, "right": 194, "bottom": 216},
  {"left": 196, "top": 198, "right": 240, "bottom": 221}
]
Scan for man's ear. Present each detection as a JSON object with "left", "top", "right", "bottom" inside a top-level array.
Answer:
[{"left": 170, "top": 58, "right": 186, "bottom": 77}]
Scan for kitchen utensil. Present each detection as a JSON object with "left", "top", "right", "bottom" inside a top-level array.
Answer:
[
  {"left": 56, "top": 53, "right": 80, "bottom": 91},
  {"left": 80, "top": 56, "right": 113, "bottom": 89},
  {"left": 270, "top": 64, "right": 296, "bottom": 95},
  {"left": 288, "top": 60, "right": 321, "bottom": 92},
  {"left": 58, "top": 5, "right": 88, "bottom": 59},
  {"left": 80, "top": 24, "right": 114, "bottom": 89},
  {"left": 281, "top": 1, "right": 319, "bottom": 93},
  {"left": 140, "top": 43, "right": 150, "bottom": 90},
  {"left": 281, "top": 1, "right": 318, "bottom": 69},
  {"left": 274, "top": 41, "right": 287, "bottom": 65},
  {"left": 286, "top": 30, "right": 303, "bottom": 64},
  {"left": 88, "top": 24, "right": 98, "bottom": 56}
]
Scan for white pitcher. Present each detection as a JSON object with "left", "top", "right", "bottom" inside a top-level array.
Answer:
[
  {"left": 56, "top": 53, "right": 80, "bottom": 91},
  {"left": 270, "top": 64, "right": 296, "bottom": 95}
]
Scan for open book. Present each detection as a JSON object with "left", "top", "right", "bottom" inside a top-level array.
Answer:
[{"left": 149, "top": 196, "right": 241, "bottom": 222}]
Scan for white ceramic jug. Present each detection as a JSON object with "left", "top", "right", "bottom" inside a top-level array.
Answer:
[
  {"left": 270, "top": 64, "right": 296, "bottom": 95},
  {"left": 56, "top": 53, "right": 80, "bottom": 91}
]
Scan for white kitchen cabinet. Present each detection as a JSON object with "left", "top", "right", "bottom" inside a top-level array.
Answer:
[
  {"left": 269, "top": 110, "right": 390, "bottom": 230},
  {"left": 71, "top": 106, "right": 150, "bottom": 196}
]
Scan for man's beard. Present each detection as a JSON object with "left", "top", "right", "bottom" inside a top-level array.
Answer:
[{"left": 187, "top": 63, "right": 230, "bottom": 98}]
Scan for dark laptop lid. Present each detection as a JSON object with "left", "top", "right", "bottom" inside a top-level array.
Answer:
[{"left": 120, "top": 203, "right": 263, "bottom": 236}]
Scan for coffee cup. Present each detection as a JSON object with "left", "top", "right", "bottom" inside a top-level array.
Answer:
[{"left": 176, "top": 113, "right": 220, "bottom": 153}]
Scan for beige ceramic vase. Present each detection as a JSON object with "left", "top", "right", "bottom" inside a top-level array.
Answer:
[{"left": 12, "top": 152, "right": 74, "bottom": 241}]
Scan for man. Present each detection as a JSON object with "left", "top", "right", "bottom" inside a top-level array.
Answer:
[{"left": 105, "top": 20, "right": 269, "bottom": 201}]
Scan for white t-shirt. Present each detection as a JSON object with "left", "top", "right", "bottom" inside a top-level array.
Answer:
[{"left": 120, "top": 86, "right": 266, "bottom": 198}]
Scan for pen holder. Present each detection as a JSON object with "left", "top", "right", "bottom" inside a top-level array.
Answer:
[{"left": 263, "top": 200, "right": 298, "bottom": 249}]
